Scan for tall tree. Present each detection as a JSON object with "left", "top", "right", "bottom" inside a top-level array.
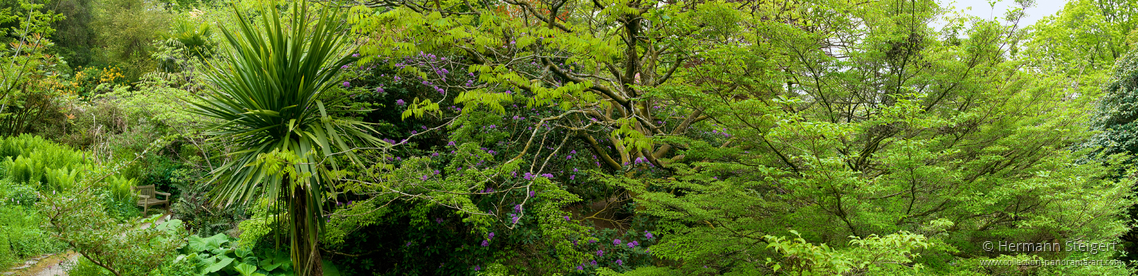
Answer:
[
  {"left": 349, "top": 0, "right": 1137, "bottom": 274},
  {"left": 1027, "top": 0, "right": 1138, "bottom": 267},
  {"left": 90, "top": 0, "right": 168, "bottom": 79},
  {"left": 192, "top": 1, "right": 381, "bottom": 275}
]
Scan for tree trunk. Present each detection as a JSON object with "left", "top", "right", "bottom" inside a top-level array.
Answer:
[{"left": 291, "top": 180, "right": 324, "bottom": 276}]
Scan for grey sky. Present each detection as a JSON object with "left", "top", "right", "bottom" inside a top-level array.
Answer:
[{"left": 940, "top": 0, "right": 1070, "bottom": 26}]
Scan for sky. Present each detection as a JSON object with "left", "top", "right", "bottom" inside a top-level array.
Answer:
[{"left": 940, "top": 0, "right": 1070, "bottom": 26}]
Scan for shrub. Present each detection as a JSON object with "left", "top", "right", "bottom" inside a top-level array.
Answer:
[
  {"left": 170, "top": 168, "right": 245, "bottom": 237},
  {"left": 0, "top": 231, "right": 9, "bottom": 270},
  {"left": 0, "top": 182, "right": 39, "bottom": 207},
  {"left": 0, "top": 205, "right": 67, "bottom": 267},
  {"left": 41, "top": 191, "right": 186, "bottom": 276},
  {"left": 68, "top": 258, "right": 114, "bottom": 276}
]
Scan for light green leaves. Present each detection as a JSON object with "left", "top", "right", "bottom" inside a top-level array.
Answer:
[
  {"left": 764, "top": 230, "right": 932, "bottom": 275},
  {"left": 187, "top": 233, "right": 230, "bottom": 254},
  {"left": 234, "top": 262, "right": 266, "bottom": 276}
]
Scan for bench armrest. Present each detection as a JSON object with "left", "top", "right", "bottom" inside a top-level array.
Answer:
[
  {"left": 155, "top": 192, "right": 171, "bottom": 196},
  {"left": 137, "top": 194, "right": 150, "bottom": 199}
]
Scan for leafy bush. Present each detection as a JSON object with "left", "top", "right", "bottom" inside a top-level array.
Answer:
[
  {"left": 168, "top": 232, "right": 333, "bottom": 276},
  {"left": 43, "top": 189, "right": 186, "bottom": 276},
  {"left": 0, "top": 232, "right": 9, "bottom": 271},
  {"left": 69, "top": 257, "right": 116, "bottom": 276},
  {"left": 65, "top": 219, "right": 190, "bottom": 276},
  {"left": 235, "top": 198, "right": 278, "bottom": 249},
  {"left": 0, "top": 181, "right": 38, "bottom": 207},
  {"left": 170, "top": 167, "right": 245, "bottom": 237},
  {"left": 0, "top": 205, "right": 66, "bottom": 268}
]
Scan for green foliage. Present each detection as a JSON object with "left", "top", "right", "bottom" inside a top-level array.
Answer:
[
  {"left": 90, "top": 0, "right": 169, "bottom": 80},
  {"left": 347, "top": 0, "right": 1138, "bottom": 274},
  {"left": 0, "top": 0, "right": 71, "bottom": 137},
  {"left": 41, "top": 189, "right": 186, "bottom": 276},
  {"left": 1023, "top": 0, "right": 1138, "bottom": 97},
  {"left": 1, "top": 0, "right": 1136, "bottom": 274},
  {"left": 106, "top": 68, "right": 208, "bottom": 131},
  {"left": 0, "top": 205, "right": 66, "bottom": 268},
  {"left": 0, "top": 134, "right": 90, "bottom": 192},
  {"left": 101, "top": 175, "right": 141, "bottom": 220},
  {"left": 0, "top": 135, "right": 146, "bottom": 221},
  {"left": 1088, "top": 51, "right": 1138, "bottom": 160},
  {"left": 69, "top": 257, "right": 115, "bottom": 276},
  {"left": 170, "top": 167, "right": 246, "bottom": 237},
  {"left": 168, "top": 17, "right": 215, "bottom": 59},
  {"left": 762, "top": 231, "right": 932, "bottom": 275},
  {"left": 235, "top": 198, "right": 277, "bottom": 249},
  {"left": 48, "top": 0, "right": 98, "bottom": 68},
  {"left": 191, "top": 1, "right": 383, "bottom": 275},
  {"left": 166, "top": 230, "right": 348, "bottom": 276},
  {"left": 0, "top": 181, "right": 39, "bottom": 206},
  {"left": 594, "top": 266, "right": 683, "bottom": 276},
  {"left": 1080, "top": 44, "right": 1138, "bottom": 268}
]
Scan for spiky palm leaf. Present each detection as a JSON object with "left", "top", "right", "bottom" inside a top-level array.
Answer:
[{"left": 191, "top": 1, "right": 380, "bottom": 275}]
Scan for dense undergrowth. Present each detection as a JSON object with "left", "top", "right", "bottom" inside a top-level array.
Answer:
[{"left": 3, "top": 0, "right": 1138, "bottom": 275}]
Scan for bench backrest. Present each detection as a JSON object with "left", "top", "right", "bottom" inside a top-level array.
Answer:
[{"left": 134, "top": 185, "right": 155, "bottom": 198}]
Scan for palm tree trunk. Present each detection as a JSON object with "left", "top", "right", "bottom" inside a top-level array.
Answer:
[{"left": 290, "top": 178, "right": 324, "bottom": 276}]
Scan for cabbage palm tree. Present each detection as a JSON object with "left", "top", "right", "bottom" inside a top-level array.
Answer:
[{"left": 192, "top": 2, "right": 379, "bottom": 275}]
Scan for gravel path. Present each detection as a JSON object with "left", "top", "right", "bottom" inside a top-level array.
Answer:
[{"left": 29, "top": 253, "right": 77, "bottom": 276}]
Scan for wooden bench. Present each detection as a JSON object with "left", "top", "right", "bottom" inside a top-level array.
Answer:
[{"left": 133, "top": 185, "right": 170, "bottom": 215}]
